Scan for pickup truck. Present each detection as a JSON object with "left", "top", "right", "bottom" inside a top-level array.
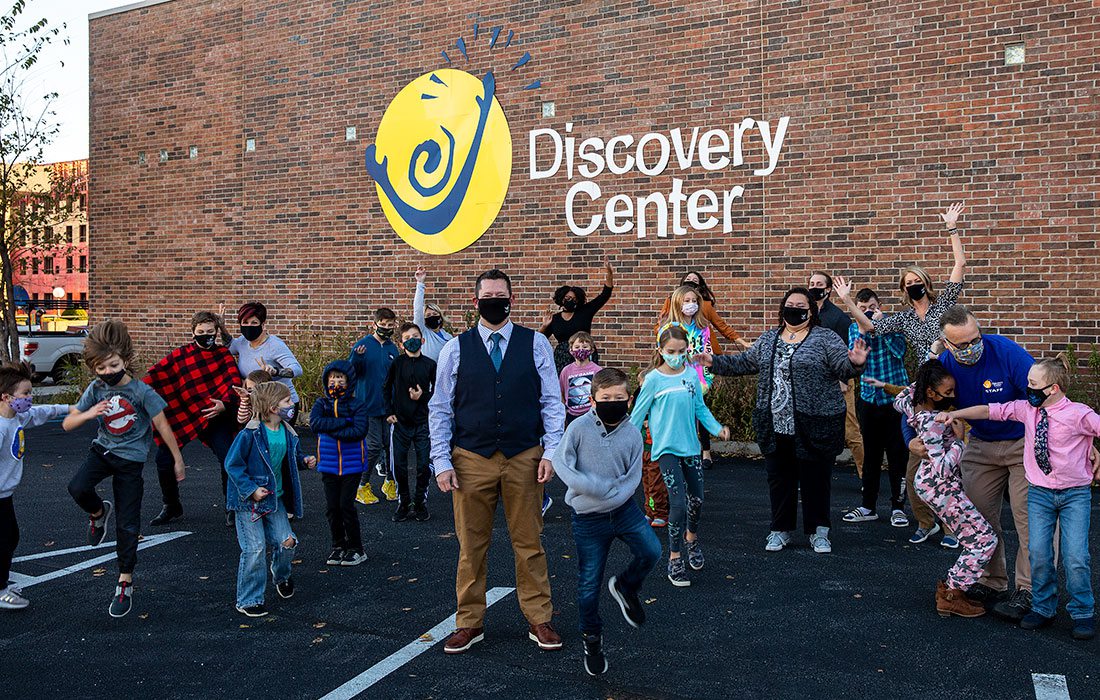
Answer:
[{"left": 18, "top": 328, "right": 87, "bottom": 383}]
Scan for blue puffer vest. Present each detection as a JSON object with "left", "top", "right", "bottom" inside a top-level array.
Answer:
[{"left": 311, "top": 359, "right": 370, "bottom": 476}]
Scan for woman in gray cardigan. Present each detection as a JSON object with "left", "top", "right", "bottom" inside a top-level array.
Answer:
[{"left": 696, "top": 287, "right": 868, "bottom": 554}]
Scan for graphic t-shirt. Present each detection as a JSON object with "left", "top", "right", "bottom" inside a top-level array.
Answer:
[
  {"left": 76, "top": 378, "right": 168, "bottom": 463},
  {"left": 559, "top": 362, "right": 602, "bottom": 417}
]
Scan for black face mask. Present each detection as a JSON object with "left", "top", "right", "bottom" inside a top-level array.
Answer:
[
  {"left": 594, "top": 399, "right": 630, "bottom": 426},
  {"left": 932, "top": 396, "right": 954, "bottom": 411},
  {"left": 194, "top": 334, "right": 217, "bottom": 349},
  {"left": 561, "top": 299, "right": 578, "bottom": 312},
  {"left": 906, "top": 284, "right": 927, "bottom": 301},
  {"left": 98, "top": 369, "right": 127, "bottom": 386},
  {"left": 477, "top": 297, "right": 511, "bottom": 325},
  {"left": 376, "top": 326, "right": 394, "bottom": 340},
  {"left": 782, "top": 306, "right": 810, "bottom": 326},
  {"left": 682, "top": 280, "right": 700, "bottom": 289},
  {"left": 807, "top": 287, "right": 827, "bottom": 302},
  {"left": 240, "top": 325, "right": 263, "bottom": 342},
  {"left": 425, "top": 316, "right": 443, "bottom": 330}
]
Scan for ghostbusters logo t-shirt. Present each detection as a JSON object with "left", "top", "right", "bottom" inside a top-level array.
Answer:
[{"left": 77, "top": 378, "right": 168, "bottom": 463}]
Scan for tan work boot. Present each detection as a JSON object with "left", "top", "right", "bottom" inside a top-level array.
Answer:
[{"left": 936, "top": 580, "right": 985, "bottom": 618}]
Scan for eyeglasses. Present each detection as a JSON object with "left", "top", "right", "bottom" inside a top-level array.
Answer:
[{"left": 944, "top": 334, "right": 982, "bottom": 351}]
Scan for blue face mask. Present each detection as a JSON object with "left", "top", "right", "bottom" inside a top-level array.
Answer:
[
  {"left": 1026, "top": 384, "right": 1054, "bottom": 408},
  {"left": 278, "top": 406, "right": 295, "bottom": 421},
  {"left": 10, "top": 396, "right": 33, "bottom": 414},
  {"left": 404, "top": 337, "right": 423, "bottom": 354},
  {"left": 662, "top": 353, "right": 686, "bottom": 369},
  {"left": 950, "top": 337, "right": 984, "bottom": 366}
]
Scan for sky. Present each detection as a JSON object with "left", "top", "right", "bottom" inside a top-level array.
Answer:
[{"left": 15, "top": 0, "right": 133, "bottom": 164}]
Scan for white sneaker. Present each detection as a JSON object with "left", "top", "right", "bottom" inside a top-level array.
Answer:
[
  {"left": 810, "top": 526, "right": 832, "bottom": 553},
  {"left": 765, "top": 531, "right": 791, "bottom": 552},
  {"left": 0, "top": 585, "right": 30, "bottom": 610},
  {"left": 890, "top": 510, "right": 910, "bottom": 528}
]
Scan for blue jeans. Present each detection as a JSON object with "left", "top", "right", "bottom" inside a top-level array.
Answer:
[
  {"left": 1028, "top": 484, "right": 1094, "bottom": 620},
  {"left": 235, "top": 500, "right": 297, "bottom": 608},
  {"left": 571, "top": 500, "right": 662, "bottom": 635}
]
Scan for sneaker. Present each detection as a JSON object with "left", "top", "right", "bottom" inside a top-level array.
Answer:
[
  {"left": 583, "top": 633, "right": 608, "bottom": 676},
  {"left": 667, "top": 557, "right": 690, "bottom": 587},
  {"left": 0, "top": 585, "right": 30, "bottom": 610},
  {"left": 608, "top": 575, "right": 645, "bottom": 628},
  {"left": 993, "top": 588, "right": 1032, "bottom": 622},
  {"left": 810, "top": 526, "right": 832, "bottom": 553},
  {"left": 941, "top": 535, "right": 960, "bottom": 549},
  {"left": 1020, "top": 611, "right": 1055, "bottom": 630},
  {"left": 1072, "top": 617, "right": 1097, "bottom": 640},
  {"left": 842, "top": 507, "right": 878, "bottom": 523},
  {"left": 702, "top": 458, "right": 714, "bottom": 470},
  {"left": 108, "top": 581, "right": 132, "bottom": 618},
  {"left": 908, "top": 523, "right": 941, "bottom": 544},
  {"left": 236, "top": 603, "right": 269, "bottom": 618},
  {"left": 392, "top": 504, "right": 410, "bottom": 522},
  {"left": 325, "top": 548, "right": 345, "bottom": 566},
  {"left": 149, "top": 503, "right": 182, "bottom": 526},
  {"left": 528, "top": 622, "right": 563, "bottom": 650},
  {"left": 88, "top": 501, "right": 113, "bottom": 546},
  {"left": 650, "top": 518, "right": 667, "bottom": 528},
  {"left": 966, "top": 583, "right": 1008, "bottom": 610},
  {"left": 340, "top": 550, "right": 368, "bottom": 567},
  {"left": 889, "top": 510, "right": 909, "bottom": 528},
  {"left": 412, "top": 503, "right": 431, "bottom": 522},
  {"left": 275, "top": 577, "right": 295, "bottom": 600},
  {"left": 765, "top": 530, "right": 791, "bottom": 552},
  {"left": 355, "top": 484, "right": 379, "bottom": 505},
  {"left": 381, "top": 479, "right": 399, "bottom": 502},
  {"left": 686, "top": 539, "right": 704, "bottom": 571},
  {"left": 541, "top": 494, "right": 553, "bottom": 517}
]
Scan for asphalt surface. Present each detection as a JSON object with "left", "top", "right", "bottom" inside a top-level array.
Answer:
[{"left": 3, "top": 421, "right": 1098, "bottom": 699}]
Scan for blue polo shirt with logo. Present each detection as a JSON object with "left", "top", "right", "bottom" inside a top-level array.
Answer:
[{"left": 937, "top": 333, "right": 1033, "bottom": 442}]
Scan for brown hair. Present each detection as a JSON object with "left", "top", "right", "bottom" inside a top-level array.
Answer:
[
  {"left": 375, "top": 307, "right": 397, "bottom": 322},
  {"left": 651, "top": 324, "right": 690, "bottom": 370},
  {"left": 591, "top": 367, "right": 629, "bottom": 395},
  {"left": 398, "top": 321, "right": 422, "bottom": 337},
  {"left": 568, "top": 331, "right": 595, "bottom": 349},
  {"left": 246, "top": 369, "right": 273, "bottom": 385},
  {"left": 0, "top": 361, "right": 34, "bottom": 397},
  {"left": 192, "top": 310, "right": 232, "bottom": 345},
  {"left": 1036, "top": 356, "right": 1071, "bottom": 390},
  {"left": 250, "top": 381, "right": 291, "bottom": 421},
  {"left": 83, "top": 320, "right": 135, "bottom": 370}
]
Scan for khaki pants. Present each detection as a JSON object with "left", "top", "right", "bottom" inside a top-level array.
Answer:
[
  {"left": 844, "top": 381, "right": 865, "bottom": 475},
  {"left": 960, "top": 437, "right": 1030, "bottom": 592},
  {"left": 451, "top": 446, "right": 553, "bottom": 628}
]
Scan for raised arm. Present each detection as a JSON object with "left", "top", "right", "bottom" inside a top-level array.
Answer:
[
  {"left": 833, "top": 276, "right": 873, "bottom": 334},
  {"left": 940, "top": 202, "right": 966, "bottom": 284},
  {"left": 704, "top": 337, "right": 763, "bottom": 377},
  {"left": 413, "top": 266, "right": 427, "bottom": 330}
]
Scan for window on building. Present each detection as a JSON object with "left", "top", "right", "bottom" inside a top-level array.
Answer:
[
  {"left": 66, "top": 225, "right": 73, "bottom": 243},
  {"left": 31, "top": 258, "right": 39, "bottom": 274},
  {"left": 18, "top": 259, "right": 27, "bottom": 274},
  {"left": 66, "top": 256, "right": 74, "bottom": 273},
  {"left": 79, "top": 292, "right": 87, "bottom": 301},
  {"left": 44, "top": 257, "right": 54, "bottom": 274},
  {"left": 79, "top": 255, "right": 87, "bottom": 273},
  {"left": 79, "top": 224, "right": 87, "bottom": 243},
  {"left": 79, "top": 194, "right": 86, "bottom": 210},
  {"left": 31, "top": 293, "right": 38, "bottom": 301}
]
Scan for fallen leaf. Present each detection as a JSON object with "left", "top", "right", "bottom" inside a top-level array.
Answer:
[
  {"left": 310, "top": 637, "right": 325, "bottom": 645},
  {"left": 292, "top": 559, "right": 303, "bottom": 565},
  {"left": 725, "top": 575, "right": 735, "bottom": 580},
  {"left": 402, "top": 607, "right": 412, "bottom": 612},
  {"left": 140, "top": 613, "right": 149, "bottom": 619},
  {"left": 853, "top": 594, "right": 863, "bottom": 599},
  {"left": 388, "top": 575, "right": 402, "bottom": 581},
  {"left": 313, "top": 622, "right": 327, "bottom": 629},
  {"left": 240, "top": 624, "right": 250, "bottom": 629},
  {"left": 92, "top": 568, "right": 106, "bottom": 577},
  {"left": 419, "top": 633, "right": 434, "bottom": 642},
  {"left": 561, "top": 555, "right": 571, "bottom": 559},
  {"left": 199, "top": 576, "right": 210, "bottom": 581},
  {"left": 44, "top": 540, "right": 55, "bottom": 547},
  {"left": 644, "top": 598, "right": 657, "bottom": 604},
  {"left": 407, "top": 578, "right": 418, "bottom": 583}
]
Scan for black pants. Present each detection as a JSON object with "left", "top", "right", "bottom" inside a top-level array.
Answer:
[
  {"left": 156, "top": 413, "right": 238, "bottom": 509},
  {"left": 322, "top": 473, "right": 362, "bottom": 552},
  {"left": 763, "top": 434, "right": 833, "bottom": 534},
  {"left": 67, "top": 446, "right": 143, "bottom": 574},
  {"left": 392, "top": 421, "right": 431, "bottom": 505},
  {"left": 857, "top": 400, "right": 908, "bottom": 513},
  {"left": 1, "top": 496, "right": 17, "bottom": 586}
]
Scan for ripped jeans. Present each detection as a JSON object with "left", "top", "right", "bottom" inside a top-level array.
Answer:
[
  {"left": 235, "top": 499, "right": 297, "bottom": 607},
  {"left": 658, "top": 454, "right": 704, "bottom": 554}
]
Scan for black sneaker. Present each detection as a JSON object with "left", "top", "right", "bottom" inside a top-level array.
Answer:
[
  {"left": 1020, "top": 611, "right": 1055, "bottom": 630},
  {"left": 236, "top": 604, "right": 269, "bottom": 617},
  {"left": 340, "top": 550, "right": 368, "bottom": 566},
  {"left": 993, "top": 587, "right": 1032, "bottom": 622},
  {"left": 608, "top": 575, "right": 645, "bottom": 628},
  {"left": 392, "top": 504, "right": 410, "bottom": 523},
  {"left": 149, "top": 504, "right": 182, "bottom": 526},
  {"left": 702, "top": 458, "right": 714, "bottom": 470},
  {"left": 325, "top": 548, "right": 345, "bottom": 566},
  {"left": 275, "top": 577, "right": 295, "bottom": 599},
  {"left": 686, "top": 539, "right": 705, "bottom": 571},
  {"left": 582, "top": 633, "right": 608, "bottom": 676},
  {"left": 412, "top": 503, "right": 431, "bottom": 522},
  {"left": 967, "top": 583, "right": 1008, "bottom": 610},
  {"left": 667, "top": 557, "right": 690, "bottom": 587},
  {"left": 108, "top": 581, "right": 132, "bottom": 618},
  {"left": 88, "top": 501, "right": 113, "bottom": 546}
]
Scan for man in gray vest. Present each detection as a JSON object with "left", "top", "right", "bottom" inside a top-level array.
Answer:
[{"left": 429, "top": 269, "right": 566, "bottom": 654}]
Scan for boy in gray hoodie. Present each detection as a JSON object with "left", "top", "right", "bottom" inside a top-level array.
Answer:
[{"left": 555, "top": 368, "right": 662, "bottom": 677}]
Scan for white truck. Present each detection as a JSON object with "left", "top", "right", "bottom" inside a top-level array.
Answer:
[{"left": 18, "top": 329, "right": 87, "bottom": 383}]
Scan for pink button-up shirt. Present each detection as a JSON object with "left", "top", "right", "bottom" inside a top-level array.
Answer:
[{"left": 988, "top": 397, "right": 1100, "bottom": 489}]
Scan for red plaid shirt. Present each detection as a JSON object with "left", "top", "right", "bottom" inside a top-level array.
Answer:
[{"left": 144, "top": 344, "right": 242, "bottom": 447}]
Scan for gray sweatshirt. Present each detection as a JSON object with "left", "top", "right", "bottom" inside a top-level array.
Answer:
[
  {"left": 554, "top": 410, "right": 643, "bottom": 515},
  {"left": 0, "top": 404, "right": 71, "bottom": 498}
]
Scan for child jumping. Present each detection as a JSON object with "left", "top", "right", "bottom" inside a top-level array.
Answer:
[
  {"left": 63, "top": 320, "right": 186, "bottom": 618},
  {"left": 630, "top": 325, "right": 729, "bottom": 587},
  {"left": 894, "top": 359, "right": 996, "bottom": 619}
]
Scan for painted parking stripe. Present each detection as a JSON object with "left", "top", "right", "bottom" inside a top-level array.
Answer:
[
  {"left": 10, "top": 531, "right": 192, "bottom": 589},
  {"left": 321, "top": 586, "right": 516, "bottom": 700},
  {"left": 1033, "top": 674, "right": 1071, "bottom": 700}
]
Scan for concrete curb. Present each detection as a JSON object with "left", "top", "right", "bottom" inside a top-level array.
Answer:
[{"left": 710, "top": 440, "right": 856, "bottom": 464}]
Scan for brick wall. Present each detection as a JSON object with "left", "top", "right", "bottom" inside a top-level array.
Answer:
[{"left": 89, "top": 0, "right": 1100, "bottom": 368}]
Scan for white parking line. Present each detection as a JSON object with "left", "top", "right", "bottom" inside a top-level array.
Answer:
[
  {"left": 10, "top": 531, "right": 192, "bottom": 589},
  {"left": 1033, "top": 673, "right": 1071, "bottom": 700},
  {"left": 321, "top": 586, "right": 516, "bottom": 700}
]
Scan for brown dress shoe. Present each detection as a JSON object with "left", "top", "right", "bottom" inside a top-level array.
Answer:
[
  {"left": 935, "top": 580, "right": 985, "bottom": 618},
  {"left": 444, "top": 627, "right": 484, "bottom": 654},
  {"left": 528, "top": 622, "right": 563, "bottom": 650}
]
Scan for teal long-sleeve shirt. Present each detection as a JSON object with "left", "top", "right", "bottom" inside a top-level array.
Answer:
[{"left": 630, "top": 367, "right": 723, "bottom": 460}]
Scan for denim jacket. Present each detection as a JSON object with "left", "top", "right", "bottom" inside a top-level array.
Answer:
[{"left": 224, "top": 418, "right": 306, "bottom": 519}]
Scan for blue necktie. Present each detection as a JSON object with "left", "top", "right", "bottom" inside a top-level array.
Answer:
[{"left": 489, "top": 332, "right": 503, "bottom": 372}]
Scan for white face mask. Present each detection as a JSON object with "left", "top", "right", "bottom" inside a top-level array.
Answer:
[{"left": 681, "top": 302, "right": 700, "bottom": 317}]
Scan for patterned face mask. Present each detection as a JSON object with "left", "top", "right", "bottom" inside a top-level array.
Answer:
[
  {"left": 10, "top": 396, "right": 33, "bottom": 414},
  {"left": 949, "top": 337, "right": 984, "bottom": 366},
  {"left": 662, "top": 353, "right": 686, "bottom": 369}
]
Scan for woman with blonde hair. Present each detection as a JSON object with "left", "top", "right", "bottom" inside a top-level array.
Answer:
[{"left": 413, "top": 266, "right": 453, "bottom": 362}]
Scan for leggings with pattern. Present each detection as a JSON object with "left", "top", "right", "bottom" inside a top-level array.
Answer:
[
  {"left": 914, "top": 463, "right": 998, "bottom": 590},
  {"left": 658, "top": 454, "right": 704, "bottom": 554}
]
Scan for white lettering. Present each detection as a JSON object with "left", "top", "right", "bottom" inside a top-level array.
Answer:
[
  {"left": 528, "top": 128, "right": 561, "bottom": 180},
  {"left": 635, "top": 132, "right": 671, "bottom": 176},
  {"left": 698, "top": 129, "right": 730, "bottom": 171},
  {"left": 605, "top": 194, "right": 634, "bottom": 234},
  {"left": 577, "top": 137, "right": 606, "bottom": 179},
  {"left": 605, "top": 134, "right": 636, "bottom": 176},
  {"left": 565, "top": 181, "right": 601, "bottom": 236},
  {"left": 755, "top": 116, "right": 790, "bottom": 176},
  {"left": 687, "top": 189, "right": 719, "bottom": 230},
  {"left": 636, "top": 191, "right": 668, "bottom": 238}
]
